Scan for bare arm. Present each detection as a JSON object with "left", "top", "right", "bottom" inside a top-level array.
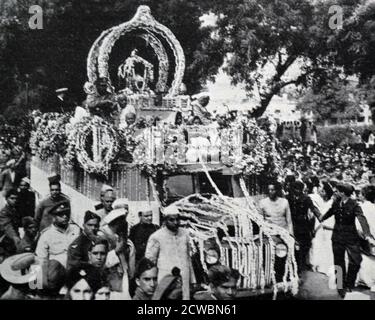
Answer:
[
  {"left": 308, "top": 197, "right": 322, "bottom": 221},
  {"left": 34, "top": 202, "right": 44, "bottom": 228}
]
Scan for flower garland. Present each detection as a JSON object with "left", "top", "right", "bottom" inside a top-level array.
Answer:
[
  {"left": 124, "top": 118, "right": 282, "bottom": 178},
  {"left": 238, "top": 176, "right": 299, "bottom": 295},
  {"left": 199, "top": 157, "right": 297, "bottom": 297},
  {"left": 232, "top": 118, "right": 281, "bottom": 176},
  {"left": 162, "top": 153, "right": 297, "bottom": 297}
]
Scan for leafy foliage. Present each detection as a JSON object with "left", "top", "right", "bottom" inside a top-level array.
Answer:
[
  {"left": 203, "top": 0, "right": 344, "bottom": 117},
  {"left": 0, "top": 0, "right": 225, "bottom": 113},
  {"left": 296, "top": 78, "right": 362, "bottom": 121},
  {"left": 317, "top": 124, "right": 375, "bottom": 146}
]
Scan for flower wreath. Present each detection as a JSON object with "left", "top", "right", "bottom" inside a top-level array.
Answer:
[{"left": 65, "top": 116, "right": 119, "bottom": 176}]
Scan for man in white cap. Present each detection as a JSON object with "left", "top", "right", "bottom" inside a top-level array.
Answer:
[
  {"left": 129, "top": 205, "right": 159, "bottom": 263},
  {"left": 145, "top": 204, "right": 194, "bottom": 300},
  {"left": 99, "top": 199, "right": 135, "bottom": 297},
  {"left": 95, "top": 185, "right": 116, "bottom": 224}
]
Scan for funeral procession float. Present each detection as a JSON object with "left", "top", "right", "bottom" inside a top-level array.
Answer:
[{"left": 29, "top": 6, "right": 298, "bottom": 299}]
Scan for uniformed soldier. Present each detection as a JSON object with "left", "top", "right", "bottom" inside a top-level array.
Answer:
[
  {"left": 35, "top": 200, "right": 80, "bottom": 268},
  {"left": 320, "top": 183, "right": 375, "bottom": 297},
  {"left": 66, "top": 211, "right": 100, "bottom": 271},
  {"left": 34, "top": 175, "right": 70, "bottom": 231}
]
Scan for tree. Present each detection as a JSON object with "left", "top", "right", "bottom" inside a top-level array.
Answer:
[
  {"left": 202, "top": 0, "right": 361, "bottom": 117},
  {"left": 296, "top": 77, "right": 362, "bottom": 123},
  {"left": 0, "top": 0, "right": 225, "bottom": 114},
  {"left": 329, "top": 0, "right": 375, "bottom": 122}
]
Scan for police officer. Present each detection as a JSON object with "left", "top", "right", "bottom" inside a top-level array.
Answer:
[
  {"left": 35, "top": 175, "right": 70, "bottom": 231},
  {"left": 320, "top": 183, "right": 375, "bottom": 297},
  {"left": 35, "top": 201, "right": 80, "bottom": 268}
]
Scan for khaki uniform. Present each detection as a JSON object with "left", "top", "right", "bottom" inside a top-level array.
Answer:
[
  {"left": 35, "top": 194, "right": 70, "bottom": 231},
  {"left": 35, "top": 223, "right": 80, "bottom": 268}
]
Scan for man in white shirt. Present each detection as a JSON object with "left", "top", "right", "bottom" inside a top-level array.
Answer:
[{"left": 35, "top": 201, "right": 80, "bottom": 268}]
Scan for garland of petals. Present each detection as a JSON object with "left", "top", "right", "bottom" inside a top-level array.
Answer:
[
  {"left": 63, "top": 116, "right": 119, "bottom": 177},
  {"left": 193, "top": 156, "right": 298, "bottom": 297},
  {"left": 239, "top": 176, "right": 299, "bottom": 295}
]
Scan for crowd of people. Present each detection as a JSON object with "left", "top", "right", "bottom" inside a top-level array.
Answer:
[
  {"left": 0, "top": 170, "right": 241, "bottom": 300},
  {"left": 1, "top": 121, "right": 375, "bottom": 300},
  {"left": 277, "top": 134, "right": 375, "bottom": 187},
  {"left": 260, "top": 177, "right": 375, "bottom": 298}
]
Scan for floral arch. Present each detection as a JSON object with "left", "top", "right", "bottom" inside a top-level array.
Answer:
[{"left": 86, "top": 5, "right": 185, "bottom": 97}]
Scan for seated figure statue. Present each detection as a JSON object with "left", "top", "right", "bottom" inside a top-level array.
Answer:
[{"left": 117, "top": 49, "right": 154, "bottom": 94}]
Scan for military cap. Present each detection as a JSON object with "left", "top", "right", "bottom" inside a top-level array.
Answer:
[
  {"left": 48, "top": 174, "right": 61, "bottom": 185},
  {"left": 50, "top": 200, "right": 70, "bottom": 216}
]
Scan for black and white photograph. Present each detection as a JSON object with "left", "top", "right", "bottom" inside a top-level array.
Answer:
[{"left": 0, "top": 0, "right": 375, "bottom": 304}]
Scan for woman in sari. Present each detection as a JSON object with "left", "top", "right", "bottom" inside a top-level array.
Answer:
[{"left": 309, "top": 181, "right": 335, "bottom": 275}]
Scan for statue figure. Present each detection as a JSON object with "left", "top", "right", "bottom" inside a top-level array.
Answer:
[{"left": 117, "top": 49, "right": 154, "bottom": 93}]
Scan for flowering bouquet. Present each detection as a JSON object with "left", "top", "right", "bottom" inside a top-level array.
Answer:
[
  {"left": 232, "top": 118, "right": 282, "bottom": 176},
  {"left": 30, "top": 111, "right": 71, "bottom": 160}
]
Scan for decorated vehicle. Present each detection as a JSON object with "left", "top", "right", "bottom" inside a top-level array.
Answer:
[{"left": 30, "top": 6, "right": 297, "bottom": 299}]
